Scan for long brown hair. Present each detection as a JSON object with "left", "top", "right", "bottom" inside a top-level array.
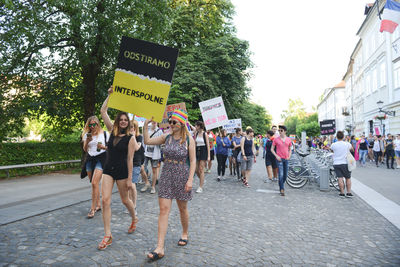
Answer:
[
  {"left": 82, "top": 116, "right": 102, "bottom": 138},
  {"left": 112, "top": 112, "right": 131, "bottom": 136}
]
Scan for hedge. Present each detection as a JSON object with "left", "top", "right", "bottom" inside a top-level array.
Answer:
[{"left": 0, "top": 142, "right": 82, "bottom": 166}]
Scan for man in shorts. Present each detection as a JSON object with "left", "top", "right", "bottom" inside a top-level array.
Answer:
[
  {"left": 141, "top": 121, "right": 162, "bottom": 194},
  {"left": 330, "top": 131, "right": 354, "bottom": 198}
]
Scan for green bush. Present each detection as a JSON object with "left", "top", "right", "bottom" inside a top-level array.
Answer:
[{"left": 0, "top": 142, "right": 82, "bottom": 165}]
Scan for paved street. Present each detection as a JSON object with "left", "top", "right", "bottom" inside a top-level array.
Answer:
[{"left": 1, "top": 157, "right": 400, "bottom": 266}]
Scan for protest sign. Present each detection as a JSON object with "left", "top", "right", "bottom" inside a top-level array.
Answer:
[
  {"left": 134, "top": 115, "right": 146, "bottom": 127},
  {"left": 159, "top": 102, "right": 187, "bottom": 129},
  {"left": 108, "top": 36, "right": 179, "bottom": 122},
  {"left": 199, "top": 96, "right": 229, "bottom": 130},
  {"left": 223, "top": 119, "right": 242, "bottom": 134},
  {"left": 320, "top": 119, "right": 336, "bottom": 135}
]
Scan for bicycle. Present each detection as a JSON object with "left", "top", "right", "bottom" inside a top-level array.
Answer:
[{"left": 286, "top": 150, "right": 317, "bottom": 188}]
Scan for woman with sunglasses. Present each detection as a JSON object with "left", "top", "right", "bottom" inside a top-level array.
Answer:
[
  {"left": 97, "top": 87, "right": 138, "bottom": 250},
  {"left": 144, "top": 110, "right": 196, "bottom": 261},
  {"left": 82, "top": 116, "right": 110, "bottom": 218}
]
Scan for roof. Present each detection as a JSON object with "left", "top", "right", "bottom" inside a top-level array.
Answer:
[{"left": 333, "top": 81, "right": 345, "bottom": 88}]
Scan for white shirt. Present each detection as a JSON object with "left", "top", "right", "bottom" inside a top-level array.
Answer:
[
  {"left": 144, "top": 127, "right": 162, "bottom": 159},
  {"left": 373, "top": 140, "right": 381, "bottom": 152},
  {"left": 83, "top": 131, "right": 110, "bottom": 157},
  {"left": 394, "top": 139, "right": 400, "bottom": 151},
  {"left": 331, "top": 141, "right": 352, "bottom": 165},
  {"left": 195, "top": 132, "right": 206, "bottom": 146}
]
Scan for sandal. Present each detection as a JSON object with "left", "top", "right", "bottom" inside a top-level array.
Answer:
[
  {"left": 147, "top": 251, "right": 164, "bottom": 261},
  {"left": 177, "top": 238, "right": 188, "bottom": 246},
  {"left": 97, "top": 235, "right": 112, "bottom": 250},
  {"left": 94, "top": 206, "right": 101, "bottom": 212},
  {"left": 87, "top": 209, "right": 95, "bottom": 219},
  {"left": 128, "top": 217, "right": 139, "bottom": 234}
]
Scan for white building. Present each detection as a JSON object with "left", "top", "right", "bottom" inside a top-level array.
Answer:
[
  {"left": 343, "top": 1, "right": 400, "bottom": 136},
  {"left": 317, "top": 81, "right": 347, "bottom": 133}
]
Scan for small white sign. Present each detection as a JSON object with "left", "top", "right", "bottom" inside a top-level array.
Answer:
[
  {"left": 223, "top": 119, "right": 242, "bottom": 134},
  {"left": 199, "top": 96, "right": 229, "bottom": 130}
]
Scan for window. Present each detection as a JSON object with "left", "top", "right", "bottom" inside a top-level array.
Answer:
[
  {"left": 394, "top": 61, "right": 400, "bottom": 89},
  {"left": 380, "top": 61, "right": 386, "bottom": 87},
  {"left": 365, "top": 73, "right": 371, "bottom": 94},
  {"left": 372, "top": 68, "right": 378, "bottom": 92}
]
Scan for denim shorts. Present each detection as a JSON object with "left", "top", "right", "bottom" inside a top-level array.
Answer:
[
  {"left": 241, "top": 158, "right": 254, "bottom": 171},
  {"left": 86, "top": 160, "right": 103, "bottom": 172},
  {"left": 395, "top": 150, "right": 400, "bottom": 158},
  {"left": 132, "top": 166, "right": 141, "bottom": 184}
]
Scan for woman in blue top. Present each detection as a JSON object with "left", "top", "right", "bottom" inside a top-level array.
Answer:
[{"left": 216, "top": 129, "right": 231, "bottom": 181}]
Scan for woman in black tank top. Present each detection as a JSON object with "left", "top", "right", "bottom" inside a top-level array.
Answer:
[{"left": 97, "top": 86, "right": 139, "bottom": 250}]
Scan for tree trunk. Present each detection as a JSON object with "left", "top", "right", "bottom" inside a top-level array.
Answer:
[{"left": 82, "top": 64, "right": 97, "bottom": 122}]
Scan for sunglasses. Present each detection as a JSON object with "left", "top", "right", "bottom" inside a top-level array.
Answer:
[
  {"left": 89, "top": 123, "right": 97, "bottom": 127},
  {"left": 169, "top": 120, "right": 178, "bottom": 125}
]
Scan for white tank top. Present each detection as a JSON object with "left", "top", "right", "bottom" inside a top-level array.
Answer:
[{"left": 196, "top": 132, "right": 206, "bottom": 146}]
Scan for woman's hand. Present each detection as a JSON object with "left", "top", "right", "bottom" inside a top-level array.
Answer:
[
  {"left": 127, "top": 179, "right": 133, "bottom": 190},
  {"left": 185, "top": 179, "right": 193, "bottom": 192},
  {"left": 276, "top": 156, "right": 281, "bottom": 162},
  {"left": 108, "top": 86, "right": 113, "bottom": 95},
  {"left": 144, "top": 117, "right": 154, "bottom": 129},
  {"left": 243, "top": 155, "right": 247, "bottom": 161}
]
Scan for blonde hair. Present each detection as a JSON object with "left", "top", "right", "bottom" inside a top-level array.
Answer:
[
  {"left": 130, "top": 120, "right": 140, "bottom": 137},
  {"left": 82, "top": 116, "right": 102, "bottom": 139}
]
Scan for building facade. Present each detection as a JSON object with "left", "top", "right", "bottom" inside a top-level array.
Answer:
[
  {"left": 317, "top": 81, "right": 347, "bottom": 134},
  {"left": 341, "top": 1, "right": 400, "bottom": 136}
]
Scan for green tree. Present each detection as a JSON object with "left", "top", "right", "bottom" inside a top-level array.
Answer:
[
  {"left": 281, "top": 98, "right": 306, "bottom": 121},
  {"left": 1, "top": 0, "right": 171, "bottom": 140}
]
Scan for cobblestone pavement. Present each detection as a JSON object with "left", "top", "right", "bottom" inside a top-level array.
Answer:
[{"left": 1, "top": 157, "right": 400, "bottom": 266}]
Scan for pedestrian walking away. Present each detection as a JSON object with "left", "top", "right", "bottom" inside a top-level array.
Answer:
[
  {"left": 232, "top": 128, "right": 244, "bottom": 180},
  {"left": 240, "top": 127, "right": 256, "bottom": 187},
  {"left": 394, "top": 134, "right": 400, "bottom": 168},
  {"left": 373, "top": 135, "right": 382, "bottom": 167},
  {"left": 143, "top": 109, "right": 196, "bottom": 261},
  {"left": 141, "top": 121, "right": 163, "bottom": 194},
  {"left": 206, "top": 130, "right": 216, "bottom": 173},
  {"left": 192, "top": 121, "right": 210, "bottom": 193},
  {"left": 330, "top": 131, "right": 354, "bottom": 198},
  {"left": 357, "top": 135, "right": 369, "bottom": 167},
  {"left": 128, "top": 120, "right": 145, "bottom": 216},
  {"left": 216, "top": 129, "right": 231, "bottom": 181},
  {"left": 264, "top": 130, "right": 277, "bottom": 183},
  {"left": 271, "top": 125, "right": 292, "bottom": 196},
  {"left": 81, "top": 116, "right": 110, "bottom": 218},
  {"left": 384, "top": 134, "right": 395, "bottom": 169},
  {"left": 98, "top": 86, "right": 138, "bottom": 250}
]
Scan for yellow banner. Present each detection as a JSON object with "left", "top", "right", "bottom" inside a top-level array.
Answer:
[{"left": 108, "top": 70, "right": 171, "bottom": 122}]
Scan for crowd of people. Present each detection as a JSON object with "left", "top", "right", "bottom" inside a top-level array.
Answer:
[
  {"left": 80, "top": 86, "right": 399, "bottom": 261},
  {"left": 301, "top": 133, "right": 400, "bottom": 169}
]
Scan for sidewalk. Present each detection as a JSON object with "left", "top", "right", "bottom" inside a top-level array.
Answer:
[{"left": 0, "top": 157, "right": 399, "bottom": 266}]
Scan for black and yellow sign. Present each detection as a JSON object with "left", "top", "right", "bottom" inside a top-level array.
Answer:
[{"left": 108, "top": 37, "right": 179, "bottom": 122}]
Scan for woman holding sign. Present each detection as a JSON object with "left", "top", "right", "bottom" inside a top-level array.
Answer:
[
  {"left": 97, "top": 87, "right": 138, "bottom": 251},
  {"left": 143, "top": 110, "right": 196, "bottom": 261}
]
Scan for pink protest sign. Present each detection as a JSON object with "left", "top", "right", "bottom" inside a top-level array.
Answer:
[{"left": 199, "top": 96, "right": 229, "bottom": 130}]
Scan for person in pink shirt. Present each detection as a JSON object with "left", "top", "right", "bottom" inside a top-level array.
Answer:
[{"left": 271, "top": 125, "right": 292, "bottom": 196}]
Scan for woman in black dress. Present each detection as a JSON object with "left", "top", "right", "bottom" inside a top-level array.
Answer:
[{"left": 97, "top": 87, "right": 138, "bottom": 250}]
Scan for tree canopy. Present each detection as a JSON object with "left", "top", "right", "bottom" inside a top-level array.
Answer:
[{"left": 0, "top": 0, "right": 270, "bottom": 141}]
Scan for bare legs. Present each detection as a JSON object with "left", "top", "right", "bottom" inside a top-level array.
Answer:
[
  {"left": 195, "top": 160, "right": 205, "bottom": 188},
  {"left": 90, "top": 169, "right": 103, "bottom": 211},
  {"left": 266, "top": 165, "right": 273, "bottom": 180},
  {"left": 101, "top": 175, "right": 136, "bottom": 239},
  {"left": 149, "top": 198, "right": 189, "bottom": 257},
  {"left": 338, "top": 177, "right": 352, "bottom": 194}
]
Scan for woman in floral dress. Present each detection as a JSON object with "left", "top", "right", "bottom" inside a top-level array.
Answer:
[{"left": 143, "top": 109, "right": 196, "bottom": 261}]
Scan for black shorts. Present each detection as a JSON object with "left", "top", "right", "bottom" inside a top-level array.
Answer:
[
  {"left": 196, "top": 146, "right": 208, "bottom": 161},
  {"left": 265, "top": 156, "right": 277, "bottom": 169},
  {"left": 333, "top": 164, "right": 351, "bottom": 179},
  {"left": 103, "top": 164, "right": 128, "bottom": 180},
  {"left": 210, "top": 150, "right": 215, "bottom": 161}
]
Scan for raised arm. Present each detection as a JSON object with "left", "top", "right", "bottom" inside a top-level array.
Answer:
[
  {"left": 100, "top": 86, "right": 114, "bottom": 132},
  {"left": 143, "top": 118, "right": 166, "bottom": 145}
]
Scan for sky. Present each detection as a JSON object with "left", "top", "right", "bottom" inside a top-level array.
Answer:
[{"left": 231, "top": 0, "right": 370, "bottom": 123}]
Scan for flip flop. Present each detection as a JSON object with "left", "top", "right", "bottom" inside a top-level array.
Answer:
[
  {"left": 177, "top": 239, "right": 188, "bottom": 246},
  {"left": 87, "top": 209, "right": 95, "bottom": 219},
  {"left": 147, "top": 251, "right": 164, "bottom": 261}
]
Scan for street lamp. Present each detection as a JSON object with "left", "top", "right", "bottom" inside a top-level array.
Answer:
[{"left": 377, "top": 100, "right": 396, "bottom": 116}]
